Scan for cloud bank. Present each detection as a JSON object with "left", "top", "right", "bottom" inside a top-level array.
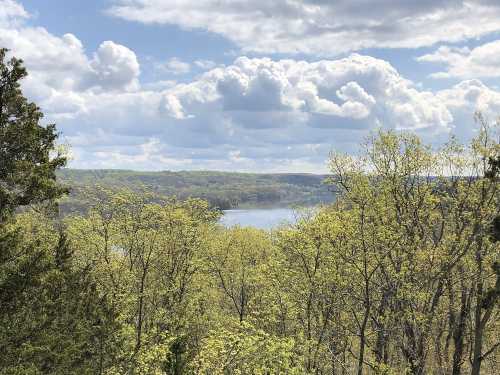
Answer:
[
  {"left": 1, "top": 0, "right": 500, "bottom": 171},
  {"left": 107, "top": 0, "right": 500, "bottom": 56}
]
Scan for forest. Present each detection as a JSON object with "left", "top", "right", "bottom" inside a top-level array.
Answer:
[
  {"left": 56, "top": 169, "right": 334, "bottom": 212},
  {"left": 1, "top": 50, "right": 499, "bottom": 375}
]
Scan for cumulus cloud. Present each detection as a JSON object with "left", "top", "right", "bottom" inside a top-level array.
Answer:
[
  {"left": 106, "top": 0, "right": 500, "bottom": 56},
  {"left": 57, "top": 54, "right": 492, "bottom": 170},
  {"left": 1, "top": 27, "right": 89, "bottom": 92},
  {"left": 81, "top": 54, "right": 500, "bottom": 170},
  {"left": 436, "top": 79, "right": 500, "bottom": 139},
  {"left": 417, "top": 40, "right": 500, "bottom": 79},
  {"left": 0, "top": 2, "right": 140, "bottom": 96},
  {"left": 193, "top": 55, "right": 452, "bottom": 132},
  {"left": 89, "top": 41, "right": 140, "bottom": 91}
]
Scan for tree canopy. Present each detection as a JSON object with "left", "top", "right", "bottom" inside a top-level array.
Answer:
[{"left": 0, "top": 50, "right": 498, "bottom": 374}]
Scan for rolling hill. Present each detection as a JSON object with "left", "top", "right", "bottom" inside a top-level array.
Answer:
[{"left": 57, "top": 169, "right": 335, "bottom": 212}]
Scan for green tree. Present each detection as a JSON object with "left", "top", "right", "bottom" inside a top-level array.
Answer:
[
  {"left": 205, "top": 226, "right": 272, "bottom": 323},
  {"left": 0, "top": 212, "right": 122, "bottom": 374},
  {"left": 66, "top": 188, "right": 221, "bottom": 374},
  {"left": 273, "top": 209, "right": 353, "bottom": 373},
  {"left": 0, "top": 48, "right": 66, "bottom": 222},
  {"left": 328, "top": 127, "right": 499, "bottom": 374},
  {"left": 470, "top": 132, "right": 500, "bottom": 375},
  {"left": 0, "top": 50, "right": 120, "bottom": 375},
  {"left": 191, "top": 321, "right": 300, "bottom": 374}
]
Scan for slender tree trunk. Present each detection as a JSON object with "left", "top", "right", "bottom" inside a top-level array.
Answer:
[
  {"left": 402, "top": 322, "right": 425, "bottom": 375},
  {"left": 374, "top": 289, "right": 390, "bottom": 366},
  {"left": 470, "top": 292, "right": 495, "bottom": 375},
  {"left": 471, "top": 247, "right": 485, "bottom": 375},
  {"left": 98, "top": 327, "right": 104, "bottom": 375},
  {"left": 357, "top": 275, "right": 371, "bottom": 375},
  {"left": 135, "top": 270, "right": 147, "bottom": 352},
  {"left": 357, "top": 308, "right": 370, "bottom": 375},
  {"left": 471, "top": 299, "right": 483, "bottom": 375},
  {"left": 451, "top": 282, "right": 468, "bottom": 375},
  {"left": 239, "top": 283, "right": 246, "bottom": 322}
]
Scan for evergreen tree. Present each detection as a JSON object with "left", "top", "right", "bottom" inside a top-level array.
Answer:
[
  {"left": 0, "top": 48, "right": 67, "bottom": 222},
  {"left": 0, "top": 49, "right": 120, "bottom": 374}
]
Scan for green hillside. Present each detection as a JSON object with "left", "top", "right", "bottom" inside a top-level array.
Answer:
[{"left": 57, "top": 169, "right": 335, "bottom": 211}]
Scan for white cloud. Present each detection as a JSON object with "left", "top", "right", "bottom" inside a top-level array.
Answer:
[
  {"left": 193, "top": 55, "right": 453, "bottom": 132},
  {"left": 0, "top": 32, "right": 139, "bottom": 95},
  {"left": 158, "top": 57, "right": 191, "bottom": 75},
  {"left": 1, "top": 27, "right": 90, "bottom": 92},
  {"left": 107, "top": 0, "right": 500, "bottom": 56},
  {"left": 437, "top": 79, "right": 500, "bottom": 139},
  {"left": 89, "top": 41, "right": 140, "bottom": 91},
  {"left": 161, "top": 94, "right": 189, "bottom": 119},
  {"left": 3, "top": 0, "right": 500, "bottom": 172},
  {"left": 417, "top": 40, "right": 500, "bottom": 79},
  {"left": 0, "top": 0, "right": 28, "bottom": 27},
  {"left": 142, "top": 79, "right": 177, "bottom": 91},
  {"left": 57, "top": 53, "right": 488, "bottom": 170}
]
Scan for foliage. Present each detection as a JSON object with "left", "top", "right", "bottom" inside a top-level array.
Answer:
[
  {"left": 57, "top": 169, "right": 334, "bottom": 212},
  {"left": 1, "top": 51, "right": 499, "bottom": 374},
  {"left": 0, "top": 48, "right": 67, "bottom": 222},
  {"left": 191, "top": 321, "right": 300, "bottom": 374}
]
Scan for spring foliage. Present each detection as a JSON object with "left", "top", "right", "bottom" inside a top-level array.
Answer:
[{"left": 0, "top": 51, "right": 499, "bottom": 374}]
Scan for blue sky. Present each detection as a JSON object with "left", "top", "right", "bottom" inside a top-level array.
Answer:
[
  {"left": 2, "top": 0, "right": 500, "bottom": 172},
  {"left": 20, "top": 0, "right": 236, "bottom": 81}
]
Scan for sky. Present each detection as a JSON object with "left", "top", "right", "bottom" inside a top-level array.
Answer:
[{"left": 2, "top": 0, "right": 500, "bottom": 172}]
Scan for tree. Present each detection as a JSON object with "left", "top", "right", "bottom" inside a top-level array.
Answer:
[
  {"left": 0, "top": 50, "right": 120, "bottom": 374},
  {"left": 274, "top": 209, "right": 353, "bottom": 374},
  {"left": 191, "top": 321, "right": 300, "bottom": 374},
  {"left": 0, "top": 213, "right": 122, "bottom": 374},
  {"left": 66, "top": 188, "right": 222, "bottom": 374},
  {"left": 470, "top": 138, "right": 500, "bottom": 375},
  {"left": 205, "top": 226, "right": 271, "bottom": 323},
  {"left": 0, "top": 48, "right": 67, "bottom": 222},
  {"left": 328, "top": 128, "right": 499, "bottom": 374},
  {"left": 0, "top": 48, "right": 69, "bottom": 372}
]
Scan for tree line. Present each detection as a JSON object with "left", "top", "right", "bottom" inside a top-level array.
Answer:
[
  {"left": 56, "top": 169, "right": 334, "bottom": 212},
  {"left": 0, "top": 49, "right": 498, "bottom": 374}
]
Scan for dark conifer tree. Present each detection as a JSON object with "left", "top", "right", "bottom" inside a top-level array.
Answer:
[{"left": 0, "top": 49, "right": 120, "bottom": 374}]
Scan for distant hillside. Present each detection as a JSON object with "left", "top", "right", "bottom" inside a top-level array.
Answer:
[{"left": 57, "top": 169, "right": 335, "bottom": 212}]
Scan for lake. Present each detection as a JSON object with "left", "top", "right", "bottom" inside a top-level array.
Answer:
[{"left": 220, "top": 208, "right": 300, "bottom": 229}]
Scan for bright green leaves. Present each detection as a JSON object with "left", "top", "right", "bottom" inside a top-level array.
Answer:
[
  {"left": 191, "top": 321, "right": 300, "bottom": 374},
  {"left": 65, "top": 188, "right": 221, "bottom": 374}
]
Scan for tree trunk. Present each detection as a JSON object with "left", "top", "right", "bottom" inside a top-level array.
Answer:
[
  {"left": 451, "top": 278, "right": 469, "bottom": 375},
  {"left": 357, "top": 308, "right": 370, "bottom": 375},
  {"left": 374, "top": 289, "right": 390, "bottom": 366},
  {"left": 357, "top": 275, "right": 371, "bottom": 375},
  {"left": 135, "top": 271, "right": 147, "bottom": 353},
  {"left": 471, "top": 299, "right": 483, "bottom": 375}
]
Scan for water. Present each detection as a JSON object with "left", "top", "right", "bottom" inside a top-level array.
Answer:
[{"left": 220, "top": 208, "right": 298, "bottom": 229}]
